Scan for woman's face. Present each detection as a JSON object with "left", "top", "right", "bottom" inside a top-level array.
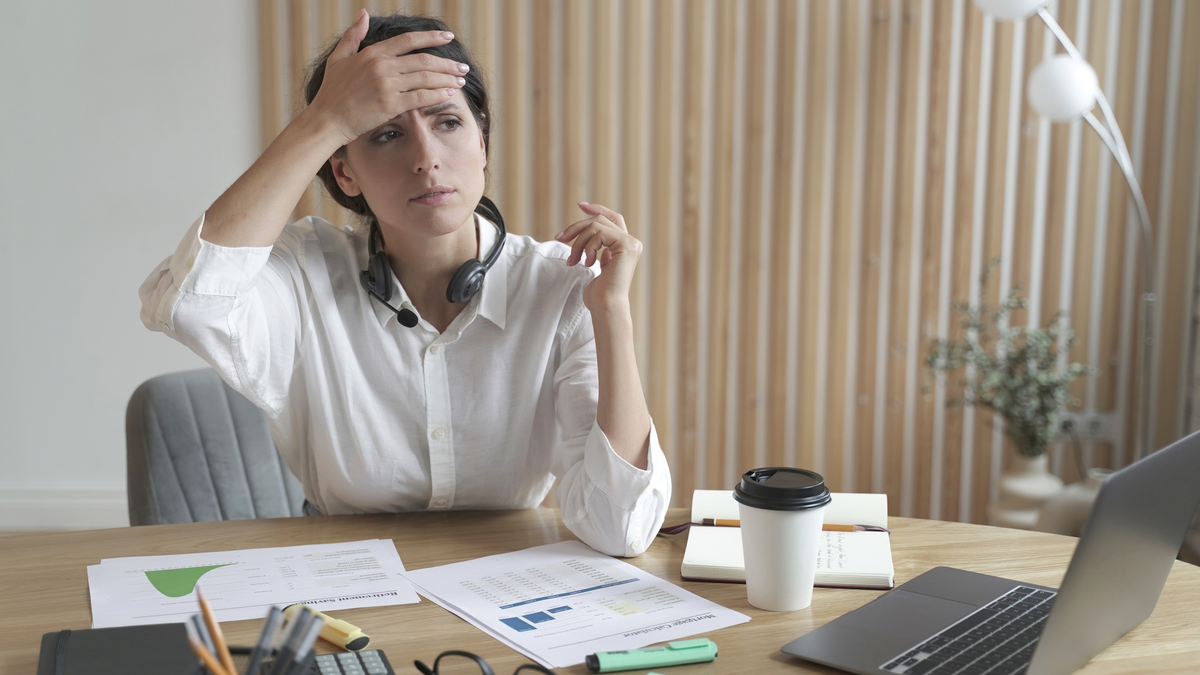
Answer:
[{"left": 331, "top": 89, "right": 486, "bottom": 241}]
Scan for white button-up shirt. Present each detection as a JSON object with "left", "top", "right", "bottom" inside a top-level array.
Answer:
[{"left": 139, "top": 214, "right": 671, "bottom": 556}]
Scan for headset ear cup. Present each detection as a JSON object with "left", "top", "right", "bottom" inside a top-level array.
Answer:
[
  {"left": 368, "top": 252, "right": 393, "bottom": 301},
  {"left": 447, "top": 260, "right": 487, "bottom": 304}
]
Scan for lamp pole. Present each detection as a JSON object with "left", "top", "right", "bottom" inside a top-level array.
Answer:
[
  {"left": 1031, "top": 7, "right": 1156, "bottom": 463},
  {"left": 975, "top": 0, "right": 1156, "bottom": 462}
]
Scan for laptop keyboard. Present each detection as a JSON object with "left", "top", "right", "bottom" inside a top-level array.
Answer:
[{"left": 879, "top": 585, "right": 1057, "bottom": 675}]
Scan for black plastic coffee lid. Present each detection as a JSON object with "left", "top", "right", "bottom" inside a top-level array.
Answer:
[{"left": 733, "top": 467, "right": 832, "bottom": 511}]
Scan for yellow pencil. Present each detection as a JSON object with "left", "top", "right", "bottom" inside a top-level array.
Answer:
[
  {"left": 197, "top": 588, "right": 238, "bottom": 675},
  {"left": 701, "top": 518, "right": 741, "bottom": 527},
  {"left": 701, "top": 518, "right": 862, "bottom": 532}
]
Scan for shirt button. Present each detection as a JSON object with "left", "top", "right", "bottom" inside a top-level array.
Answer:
[
  {"left": 159, "top": 321, "right": 169, "bottom": 330},
  {"left": 429, "top": 344, "right": 441, "bottom": 354},
  {"left": 185, "top": 255, "right": 195, "bottom": 268},
  {"left": 435, "top": 499, "right": 447, "bottom": 507},
  {"left": 432, "top": 428, "right": 446, "bottom": 440}
]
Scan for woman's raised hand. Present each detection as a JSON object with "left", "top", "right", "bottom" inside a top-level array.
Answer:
[
  {"left": 556, "top": 202, "right": 643, "bottom": 313},
  {"left": 308, "top": 9, "right": 469, "bottom": 146}
]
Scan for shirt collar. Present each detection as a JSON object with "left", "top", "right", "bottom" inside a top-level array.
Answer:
[
  {"left": 476, "top": 213, "right": 508, "bottom": 330},
  {"left": 365, "top": 213, "right": 507, "bottom": 331}
]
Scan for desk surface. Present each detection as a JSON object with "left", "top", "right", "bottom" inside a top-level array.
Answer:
[{"left": 2, "top": 509, "right": 1197, "bottom": 674}]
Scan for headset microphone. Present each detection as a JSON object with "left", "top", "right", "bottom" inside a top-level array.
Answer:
[
  {"left": 396, "top": 308, "right": 418, "bottom": 328},
  {"left": 363, "top": 285, "right": 419, "bottom": 327}
]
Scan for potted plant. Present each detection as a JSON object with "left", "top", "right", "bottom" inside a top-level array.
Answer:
[{"left": 926, "top": 260, "right": 1096, "bottom": 528}]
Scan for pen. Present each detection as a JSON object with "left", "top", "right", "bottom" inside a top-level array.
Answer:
[
  {"left": 283, "top": 603, "right": 371, "bottom": 651},
  {"left": 283, "top": 618, "right": 327, "bottom": 675},
  {"left": 190, "top": 614, "right": 216, "bottom": 657},
  {"left": 197, "top": 588, "right": 238, "bottom": 675},
  {"left": 585, "top": 638, "right": 718, "bottom": 673},
  {"left": 244, "top": 606, "right": 284, "bottom": 675},
  {"left": 269, "top": 605, "right": 318, "bottom": 675},
  {"left": 185, "top": 618, "right": 233, "bottom": 675}
]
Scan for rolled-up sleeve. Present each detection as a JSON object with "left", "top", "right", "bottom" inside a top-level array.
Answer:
[
  {"left": 138, "top": 213, "right": 303, "bottom": 414},
  {"left": 550, "top": 302, "right": 672, "bottom": 558}
]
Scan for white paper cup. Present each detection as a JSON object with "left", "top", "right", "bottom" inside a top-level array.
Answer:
[{"left": 734, "top": 468, "right": 831, "bottom": 612}]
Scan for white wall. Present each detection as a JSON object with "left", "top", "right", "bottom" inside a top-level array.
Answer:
[{"left": 0, "top": 1, "right": 259, "bottom": 529}]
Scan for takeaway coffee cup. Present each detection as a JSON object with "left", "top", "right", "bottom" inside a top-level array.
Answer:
[{"left": 733, "top": 467, "right": 832, "bottom": 611}]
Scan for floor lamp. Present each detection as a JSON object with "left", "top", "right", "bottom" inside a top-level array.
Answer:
[{"left": 974, "top": 0, "right": 1156, "bottom": 463}]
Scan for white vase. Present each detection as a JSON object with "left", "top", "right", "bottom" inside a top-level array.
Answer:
[
  {"left": 987, "top": 453, "right": 1064, "bottom": 530},
  {"left": 1034, "top": 468, "right": 1114, "bottom": 536}
]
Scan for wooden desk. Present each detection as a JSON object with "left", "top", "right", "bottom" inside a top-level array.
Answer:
[{"left": 2, "top": 509, "right": 1197, "bottom": 674}]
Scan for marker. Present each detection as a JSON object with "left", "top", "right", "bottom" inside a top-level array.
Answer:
[
  {"left": 585, "top": 638, "right": 718, "bottom": 672},
  {"left": 284, "top": 604, "right": 371, "bottom": 651}
]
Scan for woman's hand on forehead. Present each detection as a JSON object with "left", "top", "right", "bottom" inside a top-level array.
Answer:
[{"left": 307, "top": 9, "right": 471, "bottom": 146}]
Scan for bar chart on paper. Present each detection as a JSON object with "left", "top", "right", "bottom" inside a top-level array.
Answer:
[
  {"left": 458, "top": 557, "right": 651, "bottom": 635},
  {"left": 403, "top": 541, "right": 750, "bottom": 669},
  {"left": 86, "top": 540, "right": 420, "bottom": 628}
]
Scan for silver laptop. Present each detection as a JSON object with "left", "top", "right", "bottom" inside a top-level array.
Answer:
[{"left": 782, "top": 428, "right": 1200, "bottom": 675}]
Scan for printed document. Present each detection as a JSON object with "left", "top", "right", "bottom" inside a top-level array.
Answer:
[
  {"left": 87, "top": 539, "right": 419, "bottom": 628},
  {"left": 402, "top": 541, "right": 750, "bottom": 669}
]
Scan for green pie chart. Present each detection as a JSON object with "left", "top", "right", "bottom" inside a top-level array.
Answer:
[{"left": 144, "top": 564, "right": 234, "bottom": 598}]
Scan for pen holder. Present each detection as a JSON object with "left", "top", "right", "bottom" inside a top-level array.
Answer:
[{"left": 227, "top": 646, "right": 313, "bottom": 675}]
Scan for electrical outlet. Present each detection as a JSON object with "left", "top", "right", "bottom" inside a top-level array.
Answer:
[
  {"left": 1058, "top": 412, "right": 1080, "bottom": 436},
  {"left": 1081, "top": 413, "right": 1110, "bottom": 440},
  {"left": 1057, "top": 411, "right": 1116, "bottom": 442}
]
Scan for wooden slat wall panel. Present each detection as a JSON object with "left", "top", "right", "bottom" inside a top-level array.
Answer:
[
  {"left": 258, "top": 0, "right": 283, "bottom": 150},
  {"left": 916, "top": 0, "right": 951, "bottom": 519},
  {"left": 706, "top": 0, "right": 737, "bottom": 493},
  {"left": 287, "top": 0, "right": 317, "bottom": 219},
  {"left": 622, "top": 1, "right": 650, "bottom": 398},
  {"left": 262, "top": 0, "right": 1200, "bottom": 521},
  {"left": 768, "top": 0, "right": 800, "bottom": 474},
  {"left": 897, "top": 0, "right": 932, "bottom": 514},
  {"left": 677, "top": 0, "right": 708, "bottom": 502},
  {"left": 649, "top": 0, "right": 678, "bottom": 478},
  {"left": 1168, "top": 0, "right": 1200, "bottom": 436},
  {"left": 1088, "top": 0, "right": 1128, "bottom": 473}
]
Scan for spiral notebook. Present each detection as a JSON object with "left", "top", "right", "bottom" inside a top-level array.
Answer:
[{"left": 680, "top": 490, "right": 895, "bottom": 590}]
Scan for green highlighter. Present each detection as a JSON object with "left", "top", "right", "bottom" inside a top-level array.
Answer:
[{"left": 584, "top": 638, "right": 718, "bottom": 672}]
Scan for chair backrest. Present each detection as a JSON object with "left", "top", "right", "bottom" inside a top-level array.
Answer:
[{"left": 126, "top": 369, "right": 304, "bottom": 525}]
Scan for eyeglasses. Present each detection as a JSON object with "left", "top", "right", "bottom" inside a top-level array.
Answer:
[{"left": 414, "top": 650, "right": 556, "bottom": 675}]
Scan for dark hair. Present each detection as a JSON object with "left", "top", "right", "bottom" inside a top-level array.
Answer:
[{"left": 304, "top": 15, "right": 491, "bottom": 221}]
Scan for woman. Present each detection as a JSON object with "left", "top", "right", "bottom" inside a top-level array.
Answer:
[{"left": 139, "top": 11, "right": 670, "bottom": 557}]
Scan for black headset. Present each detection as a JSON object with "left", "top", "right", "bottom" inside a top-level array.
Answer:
[{"left": 359, "top": 196, "right": 507, "bottom": 328}]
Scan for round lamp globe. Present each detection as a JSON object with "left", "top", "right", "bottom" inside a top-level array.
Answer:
[{"left": 1027, "top": 55, "right": 1099, "bottom": 122}]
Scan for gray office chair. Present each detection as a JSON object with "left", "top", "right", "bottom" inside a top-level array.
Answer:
[{"left": 126, "top": 369, "right": 305, "bottom": 525}]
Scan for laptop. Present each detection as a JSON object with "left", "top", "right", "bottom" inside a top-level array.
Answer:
[{"left": 781, "top": 428, "right": 1200, "bottom": 675}]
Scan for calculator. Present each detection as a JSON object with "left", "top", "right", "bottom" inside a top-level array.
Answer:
[{"left": 313, "top": 649, "right": 395, "bottom": 675}]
